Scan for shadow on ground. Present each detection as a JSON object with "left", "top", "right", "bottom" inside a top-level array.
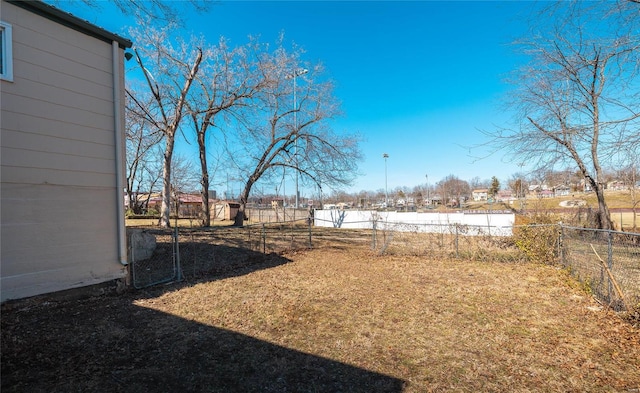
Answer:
[
  {"left": 2, "top": 240, "right": 405, "bottom": 392},
  {"left": 2, "top": 294, "right": 404, "bottom": 392},
  {"left": 131, "top": 225, "right": 372, "bottom": 290},
  {"left": 131, "top": 232, "right": 297, "bottom": 289}
]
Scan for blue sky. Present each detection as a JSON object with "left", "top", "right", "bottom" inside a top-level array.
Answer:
[{"left": 56, "top": 0, "right": 543, "bottom": 195}]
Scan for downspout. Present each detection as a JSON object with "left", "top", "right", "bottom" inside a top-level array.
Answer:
[{"left": 113, "top": 41, "right": 128, "bottom": 266}]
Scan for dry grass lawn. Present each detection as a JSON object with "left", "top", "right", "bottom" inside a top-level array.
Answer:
[{"left": 2, "top": 246, "right": 639, "bottom": 392}]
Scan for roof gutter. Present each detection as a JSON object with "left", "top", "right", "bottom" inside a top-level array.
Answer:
[
  {"left": 7, "top": 0, "right": 132, "bottom": 48},
  {"left": 113, "top": 41, "right": 127, "bottom": 266}
]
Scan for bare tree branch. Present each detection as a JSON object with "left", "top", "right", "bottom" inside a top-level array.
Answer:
[
  {"left": 483, "top": 0, "right": 640, "bottom": 229},
  {"left": 225, "top": 40, "right": 361, "bottom": 226}
]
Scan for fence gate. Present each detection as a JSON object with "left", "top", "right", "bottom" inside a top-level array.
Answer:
[{"left": 130, "top": 228, "right": 177, "bottom": 289}]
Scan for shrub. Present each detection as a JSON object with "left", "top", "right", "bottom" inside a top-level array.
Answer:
[
  {"left": 513, "top": 213, "right": 561, "bottom": 264},
  {"left": 624, "top": 304, "right": 640, "bottom": 329}
]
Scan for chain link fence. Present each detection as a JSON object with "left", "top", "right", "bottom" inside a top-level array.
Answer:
[
  {"left": 366, "top": 220, "right": 520, "bottom": 261},
  {"left": 127, "top": 219, "right": 639, "bottom": 313},
  {"left": 560, "top": 226, "right": 640, "bottom": 312},
  {"left": 129, "top": 221, "right": 316, "bottom": 289},
  {"left": 129, "top": 228, "right": 178, "bottom": 289}
]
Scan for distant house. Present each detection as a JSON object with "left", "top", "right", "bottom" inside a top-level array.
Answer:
[
  {"left": 472, "top": 189, "right": 488, "bottom": 202},
  {"left": 554, "top": 185, "right": 571, "bottom": 197},
  {"left": 528, "top": 184, "right": 550, "bottom": 194},
  {"left": 336, "top": 202, "right": 352, "bottom": 210},
  {"left": 581, "top": 180, "right": 593, "bottom": 192},
  {"left": 142, "top": 193, "right": 207, "bottom": 217},
  {"left": 125, "top": 192, "right": 157, "bottom": 214},
  {"left": 607, "top": 180, "right": 625, "bottom": 191},
  {"left": 176, "top": 193, "right": 203, "bottom": 217},
  {"left": 538, "top": 190, "right": 554, "bottom": 198},
  {"left": 1, "top": 1, "right": 132, "bottom": 301},
  {"left": 496, "top": 190, "right": 513, "bottom": 202}
]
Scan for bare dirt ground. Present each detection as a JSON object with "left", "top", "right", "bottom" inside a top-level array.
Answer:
[{"left": 2, "top": 242, "right": 639, "bottom": 392}]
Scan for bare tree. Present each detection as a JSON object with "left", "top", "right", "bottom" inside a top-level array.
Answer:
[
  {"left": 124, "top": 93, "right": 164, "bottom": 214},
  {"left": 617, "top": 146, "right": 640, "bottom": 230},
  {"left": 437, "top": 175, "right": 470, "bottom": 207},
  {"left": 126, "top": 25, "right": 203, "bottom": 227},
  {"left": 230, "top": 42, "right": 361, "bottom": 226},
  {"left": 157, "top": 154, "right": 200, "bottom": 221},
  {"left": 187, "top": 38, "right": 268, "bottom": 226},
  {"left": 171, "top": 154, "right": 199, "bottom": 195},
  {"left": 508, "top": 175, "right": 528, "bottom": 199},
  {"left": 469, "top": 177, "right": 484, "bottom": 191},
  {"left": 487, "top": 1, "right": 640, "bottom": 229},
  {"left": 624, "top": 169, "right": 639, "bottom": 231}
]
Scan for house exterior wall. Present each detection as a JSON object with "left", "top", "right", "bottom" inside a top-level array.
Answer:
[
  {"left": 472, "top": 189, "right": 488, "bottom": 202},
  {"left": 1, "top": 2, "right": 128, "bottom": 301}
]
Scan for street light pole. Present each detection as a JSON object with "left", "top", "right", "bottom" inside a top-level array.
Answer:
[
  {"left": 383, "top": 153, "right": 389, "bottom": 208},
  {"left": 290, "top": 68, "right": 308, "bottom": 209},
  {"left": 425, "top": 174, "right": 429, "bottom": 206}
]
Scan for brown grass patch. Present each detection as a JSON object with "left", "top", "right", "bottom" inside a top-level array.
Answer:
[{"left": 2, "top": 245, "right": 639, "bottom": 392}]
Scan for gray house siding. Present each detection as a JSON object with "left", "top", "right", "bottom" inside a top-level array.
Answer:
[{"left": 1, "top": 1, "right": 131, "bottom": 301}]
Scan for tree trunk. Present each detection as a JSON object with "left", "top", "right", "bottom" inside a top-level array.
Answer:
[
  {"left": 234, "top": 179, "right": 255, "bottom": 227},
  {"left": 631, "top": 171, "right": 638, "bottom": 231},
  {"left": 595, "top": 185, "right": 614, "bottom": 230},
  {"left": 234, "top": 203, "right": 246, "bottom": 227},
  {"left": 201, "top": 187, "right": 210, "bottom": 227},
  {"left": 198, "top": 132, "right": 211, "bottom": 227},
  {"left": 589, "top": 178, "right": 613, "bottom": 230},
  {"left": 127, "top": 191, "right": 136, "bottom": 214},
  {"left": 159, "top": 135, "right": 175, "bottom": 228}
]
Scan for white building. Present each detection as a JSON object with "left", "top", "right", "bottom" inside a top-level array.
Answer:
[{"left": 472, "top": 189, "right": 488, "bottom": 201}]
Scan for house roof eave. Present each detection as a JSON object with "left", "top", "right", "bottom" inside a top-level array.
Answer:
[{"left": 7, "top": 0, "right": 133, "bottom": 48}]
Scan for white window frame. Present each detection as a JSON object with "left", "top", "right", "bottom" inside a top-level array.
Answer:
[{"left": 1, "top": 21, "right": 14, "bottom": 82}]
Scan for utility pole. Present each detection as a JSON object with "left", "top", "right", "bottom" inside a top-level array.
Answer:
[
  {"left": 289, "top": 68, "right": 308, "bottom": 209},
  {"left": 383, "top": 153, "right": 389, "bottom": 208},
  {"left": 425, "top": 173, "right": 429, "bottom": 207}
]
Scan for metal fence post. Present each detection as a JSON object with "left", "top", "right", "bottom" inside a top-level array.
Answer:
[
  {"left": 130, "top": 232, "right": 136, "bottom": 285},
  {"left": 607, "top": 230, "right": 613, "bottom": 270},
  {"left": 290, "top": 221, "right": 294, "bottom": 249},
  {"left": 607, "top": 230, "right": 614, "bottom": 302},
  {"left": 174, "top": 226, "right": 182, "bottom": 281},
  {"left": 558, "top": 223, "right": 564, "bottom": 265},
  {"left": 455, "top": 224, "right": 459, "bottom": 258},
  {"left": 372, "top": 219, "right": 377, "bottom": 250},
  {"left": 262, "top": 223, "right": 266, "bottom": 254},
  {"left": 308, "top": 219, "right": 312, "bottom": 248}
]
